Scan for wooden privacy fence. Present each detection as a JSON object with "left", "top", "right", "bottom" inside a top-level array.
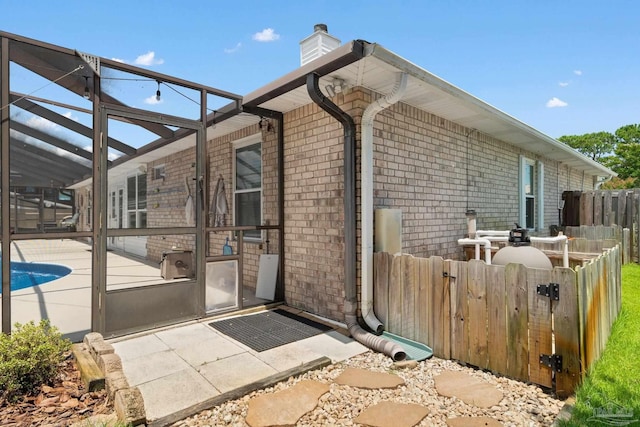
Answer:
[
  {"left": 373, "top": 245, "right": 622, "bottom": 398},
  {"left": 563, "top": 190, "right": 640, "bottom": 262}
]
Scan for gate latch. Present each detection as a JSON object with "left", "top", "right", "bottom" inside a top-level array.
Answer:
[
  {"left": 537, "top": 283, "right": 560, "bottom": 301},
  {"left": 540, "top": 354, "right": 563, "bottom": 372}
]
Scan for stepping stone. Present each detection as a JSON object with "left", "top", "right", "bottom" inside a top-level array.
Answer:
[
  {"left": 334, "top": 367, "right": 404, "bottom": 389},
  {"left": 355, "top": 401, "right": 429, "bottom": 427},
  {"left": 245, "top": 380, "right": 329, "bottom": 427},
  {"left": 434, "top": 371, "right": 503, "bottom": 408},
  {"left": 446, "top": 416, "right": 504, "bottom": 426}
]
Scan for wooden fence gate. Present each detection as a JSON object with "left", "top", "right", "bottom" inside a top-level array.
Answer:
[{"left": 373, "top": 245, "right": 621, "bottom": 398}]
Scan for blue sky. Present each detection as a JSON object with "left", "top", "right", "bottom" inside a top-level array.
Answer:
[{"left": 3, "top": 0, "right": 639, "bottom": 139}]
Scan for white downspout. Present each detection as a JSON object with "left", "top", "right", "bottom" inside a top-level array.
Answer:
[{"left": 361, "top": 72, "right": 408, "bottom": 334}]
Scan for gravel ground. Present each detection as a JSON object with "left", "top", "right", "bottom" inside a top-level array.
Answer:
[{"left": 171, "top": 351, "right": 565, "bottom": 427}]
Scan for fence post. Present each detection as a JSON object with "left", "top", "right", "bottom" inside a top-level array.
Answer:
[
  {"left": 449, "top": 260, "right": 468, "bottom": 362},
  {"left": 581, "top": 191, "right": 593, "bottom": 226},
  {"left": 552, "top": 266, "right": 580, "bottom": 399},
  {"left": 486, "top": 264, "right": 506, "bottom": 374},
  {"left": 467, "top": 260, "right": 488, "bottom": 369},
  {"left": 505, "top": 263, "right": 530, "bottom": 382},
  {"left": 527, "top": 267, "right": 553, "bottom": 388}
]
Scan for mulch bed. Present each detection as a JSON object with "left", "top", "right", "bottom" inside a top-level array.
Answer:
[{"left": 0, "top": 352, "right": 113, "bottom": 427}]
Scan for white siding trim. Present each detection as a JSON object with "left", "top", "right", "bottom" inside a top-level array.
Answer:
[
  {"left": 537, "top": 161, "right": 544, "bottom": 232},
  {"left": 519, "top": 155, "right": 526, "bottom": 228}
]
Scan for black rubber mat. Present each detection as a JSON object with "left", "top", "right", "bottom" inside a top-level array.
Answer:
[{"left": 209, "top": 309, "right": 332, "bottom": 352}]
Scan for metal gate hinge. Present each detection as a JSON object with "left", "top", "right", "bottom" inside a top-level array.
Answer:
[
  {"left": 537, "top": 283, "right": 560, "bottom": 300},
  {"left": 540, "top": 354, "right": 563, "bottom": 372}
]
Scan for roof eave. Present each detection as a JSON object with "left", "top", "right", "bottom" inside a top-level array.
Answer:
[
  {"left": 365, "top": 43, "right": 615, "bottom": 178},
  {"left": 244, "top": 40, "right": 366, "bottom": 107}
]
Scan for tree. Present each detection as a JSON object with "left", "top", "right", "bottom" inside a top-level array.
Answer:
[
  {"left": 558, "top": 124, "right": 640, "bottom": 186},
  {"left": 609, "top": 124, "right": 640, "bottom": 180},
  {"left": 600, "top": 176, "right": 637, "bottom": 190},
  {"left": 557, "top": 131, "right": 616, "bottom": 162}
]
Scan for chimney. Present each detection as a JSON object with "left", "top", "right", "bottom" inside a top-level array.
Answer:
[{"left": 299, "top": 24, "right": 341, "bottom": 66}]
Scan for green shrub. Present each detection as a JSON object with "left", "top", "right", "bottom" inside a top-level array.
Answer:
[{"left": 0, "top": 319, "right": 71, "bottom": 401}]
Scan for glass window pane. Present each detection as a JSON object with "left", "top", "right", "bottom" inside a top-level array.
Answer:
[
  {"left": 236, "top": 143, "right": 261, "bottom": 190},
  {"left": 524, "top": 164, "right": 534, "bottom": 195},
  {"left": 138, "top": 174, "right": 147, "bottom": 209},
  {"left": 526, "top": 197, "right": 535, "bottom": 229},
  {"left": 128, "top": 212, "right": 137, "bottom": 228},
  {"left": 127, "top": 176, "right": 136, "bottom": 210},
  {"left": 236, "top": 191, "right": 261, "bottom": 239}
]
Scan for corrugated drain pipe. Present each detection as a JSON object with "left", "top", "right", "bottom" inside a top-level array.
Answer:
[{"left": 306, "top": 72, "right": 406, "bottom": 361}]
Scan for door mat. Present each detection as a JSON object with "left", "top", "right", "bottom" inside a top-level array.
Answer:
[{"left": 209, "top": 309, "right": 332, "bottom": 352}]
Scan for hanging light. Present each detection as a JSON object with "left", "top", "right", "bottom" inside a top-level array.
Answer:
[
  {"left": 156, "top": 80, "right": 161, "bottom": 101},
  {"left": 83, "top": 76, "right": 90, "bottom": 99}
]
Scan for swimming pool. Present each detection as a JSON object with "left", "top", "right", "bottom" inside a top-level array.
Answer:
[{"left": 0, "top": 261, "right": 72, "bottom": 294}]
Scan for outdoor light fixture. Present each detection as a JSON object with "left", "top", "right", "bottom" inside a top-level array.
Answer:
[
  {"left": 83, "top": 76, "right": 90, "bottom": 99},
  {"left": 324, "top": 78, "right": 345, "bottom": 98},
  {"left": 258, "top": 117, "right": 274, "bottom": 132},
  {"left": 156, "top": 81, "right": 161, "bottom": 101}
]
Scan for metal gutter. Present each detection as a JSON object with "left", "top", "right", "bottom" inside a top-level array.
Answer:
[{"left": 244, "top": 40, "right": 366, "bottom": 107}]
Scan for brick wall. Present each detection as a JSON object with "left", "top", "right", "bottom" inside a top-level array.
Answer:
[{"left": 365, "top": 89, "right": 598, "bottom": 262}]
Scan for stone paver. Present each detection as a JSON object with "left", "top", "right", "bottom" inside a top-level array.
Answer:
[
  {"left": 434, "top": 371, "right": 504, "bottom": 408},
  {"left": 334, "top": 367, "right": 404, "bottom": 389},
  {"left": 354, "top": 401, "right": 429, "bottom": 427},
  {"left": 446, "top": 416, "right": 504, "bottom": 426},
  {"left": 245, "top": 380, "right": 329, "bottom": 427}
]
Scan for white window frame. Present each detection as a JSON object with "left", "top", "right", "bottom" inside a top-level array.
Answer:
[
  {"left": 232, "top": 134, "right": 263, "bottom": 241},
  {"left": 519, "top": 156, "right": 544, "bottom": 231}
]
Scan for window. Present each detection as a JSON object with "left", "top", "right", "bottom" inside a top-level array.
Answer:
[
  {"left": 519, "top": 156, "right": 544, "bottom": 230},
  {"left": 127, "top": 173, "right": 147, "bottom": 228},
  {"left": 234, "top": 136, "right": 262, "bottom": 240}
]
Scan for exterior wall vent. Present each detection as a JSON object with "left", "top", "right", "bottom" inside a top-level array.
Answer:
[{"left": 299, "top": 24, "right": 341, "bottom": 66}]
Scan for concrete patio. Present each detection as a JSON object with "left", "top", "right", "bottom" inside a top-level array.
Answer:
[{"left": 109, "top": 309, "right": 368, "bottom": 426}]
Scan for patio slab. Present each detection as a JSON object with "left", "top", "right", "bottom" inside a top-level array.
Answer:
[{"left": 109, "top": 311, "right": 368, "bottom": 426}]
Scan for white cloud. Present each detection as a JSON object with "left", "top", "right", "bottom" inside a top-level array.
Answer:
[
  {"left": 144, "top": 95, "right": 163, "bottom": 105},
  {"left": 111, "top": 57, "right": 125, "bottom": 63},
  {"left": 546, "top": 97, "right": 568, "bottom": 108},
  {"left": 224, "top": 42, "right": 242, "bottom": 54},
  {"left": 63, "top": 111, "right": 79, "bottom": 121},
  {"left": 574, "top": 70, "right": 583, "bottom": 76},
  {"left": 134, "top": 51, "right": 165, "bottom": 66},
  {"left": 559, "top": 81, "right": 570, "bottom": 87},
  {"left": 26, "top": 116, "right": 58, "bottom": 131},
  {"left": 252, "top": 28, "right": 280, "bottom": 42}
]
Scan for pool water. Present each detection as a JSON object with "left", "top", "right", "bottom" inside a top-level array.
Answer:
[{"left": 0, "top": 261, "right": 72, "bottom": 294}]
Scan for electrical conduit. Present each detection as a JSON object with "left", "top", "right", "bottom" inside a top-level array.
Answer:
[
  {"left": 361, "top": 72, "right": 408, "bottom": 333},
  {"left": 306, "top": 72, "right": 406, "bottom": 361}
]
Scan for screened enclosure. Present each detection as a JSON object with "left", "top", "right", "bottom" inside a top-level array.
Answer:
[{"left": 0, "top": 31, "right": 284, "bottom": 339}]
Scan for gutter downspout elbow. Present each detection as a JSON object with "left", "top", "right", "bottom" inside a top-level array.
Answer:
[
  {"left": 361, "top": 73, "right": 408, "bottom": 333},
  {"left": 307, "top": 72, "right": 406, "bottom": 362}
]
